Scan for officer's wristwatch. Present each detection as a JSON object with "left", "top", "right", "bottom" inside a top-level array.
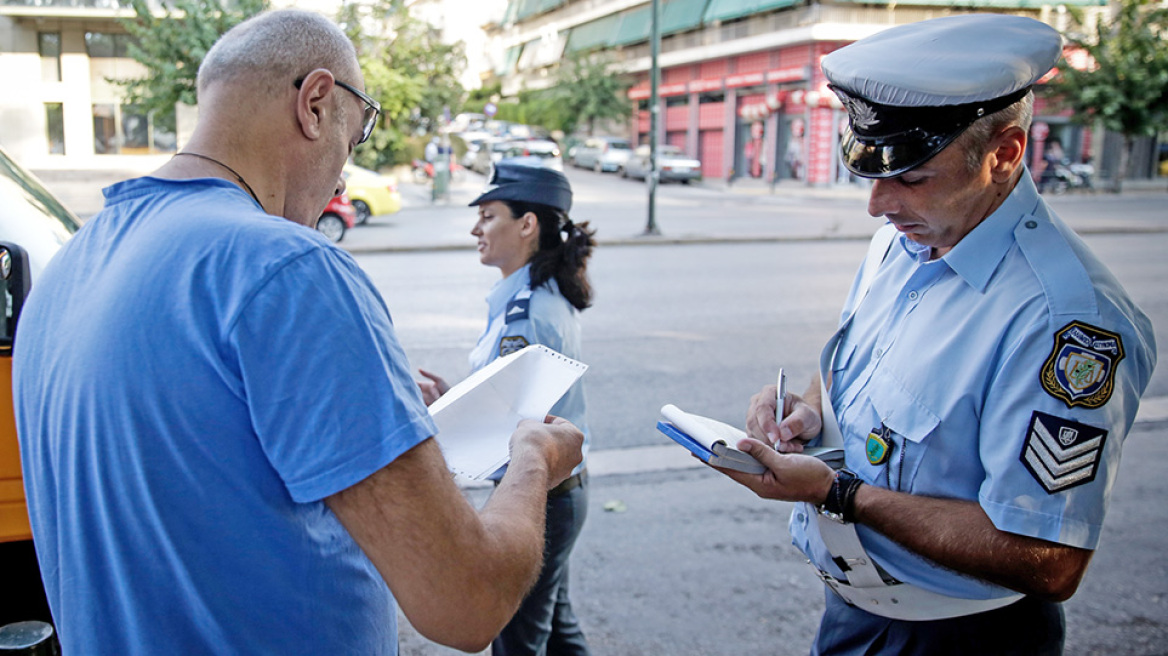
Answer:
[{"left": 821, "top": 469, "right": 863, "bottom": 523}]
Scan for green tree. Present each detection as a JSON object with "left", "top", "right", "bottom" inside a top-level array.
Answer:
[
  {"left": 339, "top": 0, "right": 466, "bottom": 168},
  {"left": 116, "top": 0, "right": 267, "bottom": 117},
  {"left": 1047, "top": 0, "right": 1168, "bottom": 191},
  {"left": 549, "top": 53, "right": 632, "bottom": 137}
]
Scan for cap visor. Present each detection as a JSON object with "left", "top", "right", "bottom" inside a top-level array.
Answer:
[{"left": 839, "top": 128, "right": 958, "bottom": 179}]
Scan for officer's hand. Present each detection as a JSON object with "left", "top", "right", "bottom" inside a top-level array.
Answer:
[
  {"left": 417, "top": 368, "right": 450, "bottom": 406},
  {"left": 746, "top": 386, "right": 822, "bottom": 453},
  {"left": 509, "top": 416, "right": 584, "bottom": 491},
  {"left": 715, "top": 438, "right": 835, "bottom": 504}
]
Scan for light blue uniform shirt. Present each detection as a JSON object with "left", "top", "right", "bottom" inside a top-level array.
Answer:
[
  {"left": 790, "top": 173, "right": 1156, "bottom": 600},
  {"left": 470, "top": 264, "right": 590, "bottom": 475}
]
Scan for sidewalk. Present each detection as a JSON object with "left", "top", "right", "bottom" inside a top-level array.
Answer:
[{"left": 30, "top": 164, "right": 1168, "bottom": 255}]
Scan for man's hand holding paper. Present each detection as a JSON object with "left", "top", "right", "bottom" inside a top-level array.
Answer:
[{"left": 509, "top": 416, "right": 584, "bottom": 491}]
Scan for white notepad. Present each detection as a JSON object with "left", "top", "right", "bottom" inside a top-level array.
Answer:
[{"left": 429, "top": 344, "right": 588, "bottom": 479}]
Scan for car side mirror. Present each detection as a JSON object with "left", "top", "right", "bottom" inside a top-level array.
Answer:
[{"left": 0, "top": 242, "right": 31, "bottom": 356}]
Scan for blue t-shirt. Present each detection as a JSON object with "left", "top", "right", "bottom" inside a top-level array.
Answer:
[
  {"left": 14, "top": 177, "right": 436, "bottom": 654},
  {"left": 790, "top": 172, "right": 1156, "bottom": 600},
  {"left": 469, "top": 264, "right": 590, "bottom": 475}
]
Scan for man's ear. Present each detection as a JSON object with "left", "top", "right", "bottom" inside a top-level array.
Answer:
[
  {"left": 294, "top": 69, "right": 335, "bottom": 142},
  {"left": 989, "top": 125, "right": 1027, "bottom": 183}
]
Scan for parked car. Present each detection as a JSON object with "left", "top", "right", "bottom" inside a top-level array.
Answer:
[
  {"left": 622, "top": 144, "right": 703, "bottom": 184},
  {"left": 472, "top": 139, "right": 520, "bottom": 175},
  {"left": 316, "top": 193, "right": 356, "bottom": 243},
  {"left": 505, "top": 139, "right": 564, "bottom": 171},
  {"left": 0, "top": 145, "right": 81, "bottom": 627},
  {"left": 572, "top": 136, "right": 633, "bottom": 173},
  {"left": 342, "top": 163, "right": 401, "bottom": 225}
]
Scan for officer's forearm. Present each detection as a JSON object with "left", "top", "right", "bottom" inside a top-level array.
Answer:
[{"left": 850, "top": 484, "right": 1093, "bottom": 601}]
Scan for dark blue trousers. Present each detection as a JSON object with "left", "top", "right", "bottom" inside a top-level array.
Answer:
[
  {"left": 492, "top": 478, "right": 590, "bottom": 656},
  {"left": 813, "top": 587, "right": 1065, "bottom": 655}
]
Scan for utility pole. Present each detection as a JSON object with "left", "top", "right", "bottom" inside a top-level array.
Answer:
[{"left": 643, "top": 0, "right": 661, "bottom": 235}]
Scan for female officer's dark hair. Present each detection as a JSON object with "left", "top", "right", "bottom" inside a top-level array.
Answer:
[
  {"left": 502, "top": 199, "right": 596, "bottom": 311},
  {"left": 469, "top": 161, "right": 596, "bottom": 310}
]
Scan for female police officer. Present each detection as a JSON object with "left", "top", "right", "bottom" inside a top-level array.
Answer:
[{"left": 419, "top": 161, "right": 595, "bottom": 656}]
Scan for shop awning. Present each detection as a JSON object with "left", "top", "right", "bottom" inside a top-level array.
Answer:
[
  {"left": 703, "top": 0, "right": 798, "bottom": 24},
  {"left": 661, "top": 0, "right": 711, "bottom": 35},
  {"left": 831, "top": 0, "right": 1103, "bottom": 5},
  {"left": 496, "top": 44, "right": 523, "bottom": 76},
  {"left": 565, "top": 12, "right": 624, "bottom": 53},
  {"left": 612, "top": 5, "right": 652, "bottom": 46}
]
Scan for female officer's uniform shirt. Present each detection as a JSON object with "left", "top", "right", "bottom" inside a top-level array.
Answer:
[
  {"left": 789, "top": 172, "right": 1156, "bottom": 600},
  {"left": 469, "top": 263, "right": 589, "bottom": 475}
]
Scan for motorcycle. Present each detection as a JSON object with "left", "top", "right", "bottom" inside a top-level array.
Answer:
[
  {"left": 1040, "top": 159, "right": 1094, "bottom": 194},
  {"left": 410, "top": 159, "right": 466, "bottom": 185}
]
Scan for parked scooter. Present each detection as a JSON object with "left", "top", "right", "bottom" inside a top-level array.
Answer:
[{"left": 1040, "top": 159, "right": 1094, "bottom": 194}]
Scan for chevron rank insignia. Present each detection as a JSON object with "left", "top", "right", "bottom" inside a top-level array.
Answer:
[
  {"left": 498, "top": 335, "right": 529, "bottom": 357},
  {"left": 1040, "top": 321, "right": 1124, "bottom": 409},
  {"left": 1020, "top": 411, "right": 1108, "bottom": 494},
  {"left": 505, "top": 299, "right": 530, "bottom": 324}
]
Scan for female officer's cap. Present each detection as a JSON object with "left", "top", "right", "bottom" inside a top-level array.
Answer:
[
  {"left": 823, "top": 14, "right": 1063, "bottom": 179},
  {"left": 469, "top": 160, "right": 573, "bottom": 212}
]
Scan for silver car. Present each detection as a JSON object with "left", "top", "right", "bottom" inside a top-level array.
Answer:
[
  {"left": 622, "top": 144, "right": 703, "bottom": 184},
  {"left": 572, "top": 137, "right": 632, "bottom": 173}
]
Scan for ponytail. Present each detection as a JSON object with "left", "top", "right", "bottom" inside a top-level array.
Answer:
[{"left": 502, "top": 200, "right": 596, "bottom": 310}]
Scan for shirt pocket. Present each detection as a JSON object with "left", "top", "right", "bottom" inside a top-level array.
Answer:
[
  {"left": 861, "top": 368, "right": 941, "bottom": 492},
  {"left": 830, "top": 340, "right": 857, "bottom": 378}
]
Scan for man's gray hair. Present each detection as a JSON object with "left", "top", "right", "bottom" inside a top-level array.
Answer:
[
  {"left": 197, "top": 9, "right": 357, "bottom": 97},
  {"left": 955, "top": 91, "right": 1035, "bottom": 172}
]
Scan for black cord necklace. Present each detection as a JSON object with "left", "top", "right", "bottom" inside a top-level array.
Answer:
[{"left": 174, "top": 151, "right": 262, "bottom": 208}]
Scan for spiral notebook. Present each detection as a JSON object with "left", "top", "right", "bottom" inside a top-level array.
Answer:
[{"left": 429, "top": 344, "right": 588, "bottom": 480}]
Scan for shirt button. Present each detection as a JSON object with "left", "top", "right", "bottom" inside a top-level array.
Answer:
[
  {"left": 908, "top": 290, "right": 919, "bottom": 301},
  {"left": 1026, "top": 220, "right": 1038, "bottom": 229},
  {"left": 875, "top": 348, "right": 884, "bottom": 358}
]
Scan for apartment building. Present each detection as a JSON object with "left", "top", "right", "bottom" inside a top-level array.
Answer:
[{"left": 482, "top": 0, "right": 1133, "bottom": 185}]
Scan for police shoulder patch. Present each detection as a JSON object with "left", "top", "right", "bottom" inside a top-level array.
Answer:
[
  {"left": 498, "top": 335, "right": 529, "bottom": 357},
  {"left": 1020, "top": 411, "right": 1108, "bottom": 494},
  {"left": 1040, "top": 321, "right": 1125, "bottom": 408}
]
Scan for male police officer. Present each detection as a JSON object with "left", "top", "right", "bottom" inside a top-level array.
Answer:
[{"left": 719, "top": 14, "right": 1156, "bottom": 655}]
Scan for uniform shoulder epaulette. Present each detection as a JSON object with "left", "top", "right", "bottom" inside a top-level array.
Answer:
[{"left": 1013, "top": 213, "right": 1098, "bottom": 320}]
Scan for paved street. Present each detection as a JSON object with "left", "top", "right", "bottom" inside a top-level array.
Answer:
[{"left": 33, "top": 164, "right": 1168, "bottom": 655}]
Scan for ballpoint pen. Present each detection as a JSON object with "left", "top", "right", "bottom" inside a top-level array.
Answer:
[{"left": 774, "top": 368, "right": 786, "bottom": 451}]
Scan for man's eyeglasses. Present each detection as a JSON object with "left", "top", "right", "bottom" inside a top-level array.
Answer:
[{"left": 294, "top": 77, "right": 381, "bottom": 145}]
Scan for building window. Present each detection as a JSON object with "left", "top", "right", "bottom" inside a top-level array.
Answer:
[
  {"left": 699, "top": 91, "right": 725, "bottom": 104},
  {"left": 84, "top": 32, "right": 134, "bottom": 58},
  {"left": 39, "top": 32, "right": 61, "bottom": 82},
  {"left": 93, "top": 104, "right": 177, "bottom": 155},
  {"left": 93, "top": 104, "right": 117, "bottom": 154},
  {"left": 45, "top": 103, "right": 65, "bottom": 155},
  {"left": 665, "top": 96, "right": 689, "bottom": 107}
]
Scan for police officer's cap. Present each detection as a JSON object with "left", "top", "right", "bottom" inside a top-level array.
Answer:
[
  {"left": 469, "top": 160, "right": 572, "bottom": 213},
  {"left": 823, "top": 14, "right": 1062, "bottom": 178}
]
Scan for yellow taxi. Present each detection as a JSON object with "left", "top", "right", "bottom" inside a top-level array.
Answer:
[{"left": 342, "top": 163, "right": 402, "bottom": 225}]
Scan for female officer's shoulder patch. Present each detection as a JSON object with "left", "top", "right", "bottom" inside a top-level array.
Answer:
[{"left": 499, "top": 335, "right": 529, "bottom": 357}]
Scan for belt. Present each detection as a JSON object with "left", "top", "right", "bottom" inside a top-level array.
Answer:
[
  {"left": 548, "top": 470, "right": 587, "bottom": 498},
  {"left": 806, "top": 502, "right": 1022, "bottom": 621}
]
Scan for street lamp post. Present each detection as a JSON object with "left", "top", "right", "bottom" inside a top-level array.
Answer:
[{"left": 643, "top": 0, "right": 661, "bottom": 235}]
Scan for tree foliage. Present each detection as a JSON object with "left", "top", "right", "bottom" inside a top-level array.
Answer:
[
  {"left": 339, "top": 0, "right": 466, "bottom": 168},
  {"left": 1046, "top": 0, "right": 1168, "bottom": 186},
  {"left": 549, "top": 53, "right": 632, "bottom": 137},
  {"left": 116, "top": 0, "right": 267, "bottom": 116}
]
